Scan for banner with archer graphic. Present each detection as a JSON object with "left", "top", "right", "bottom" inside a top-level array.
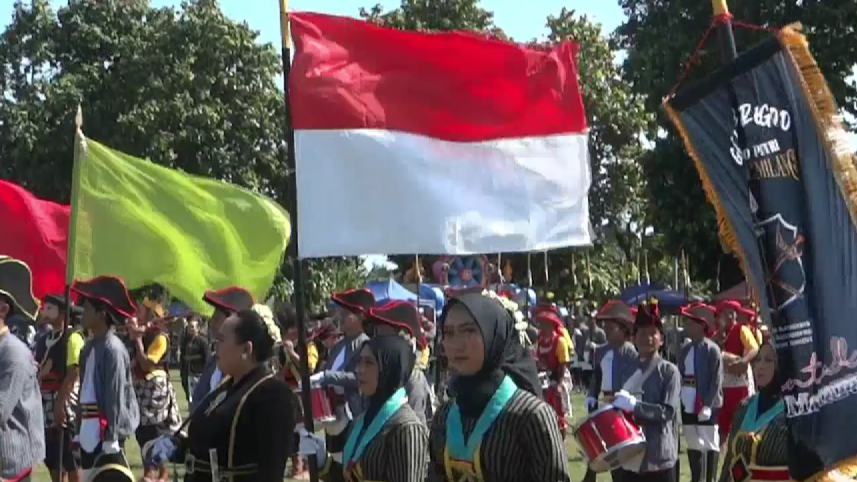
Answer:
[{"left": 665, "top": 27, "right": 857, "bottom": 480}]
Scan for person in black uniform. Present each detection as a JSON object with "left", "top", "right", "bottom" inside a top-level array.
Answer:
[
  {"left": 299, "top": 335, "right": 429, "bottom": 482},
  {"left": 34, "top": 294, "right": 85, "bottom": 482},
  {"left": 144, "top": 307, "right": 294, "bottom": 482},
  {"left": 430, "top": 292, "right": 571, "bottom": 482}
]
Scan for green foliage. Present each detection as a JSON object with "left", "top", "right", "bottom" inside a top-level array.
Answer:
[
  {"left": 359, "top": 0, "right": 506, "bottom": 39},
  {"left": 616, "top": 0, "right": 857, "bottom": 285},
  {"left": 0, "top": 0, "right": 366, "bottom": 309}
]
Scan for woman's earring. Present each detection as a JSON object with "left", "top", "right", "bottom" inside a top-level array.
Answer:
[{"left": 241, "top": 353, "right": 248, "bottom": 361}]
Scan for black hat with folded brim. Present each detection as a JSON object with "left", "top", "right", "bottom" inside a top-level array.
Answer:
[
  {"left": 634, "top": 302, "right": 664, "bottom": 332},
  {"left": 43, "top": 294, "right": 85, "bottom": 318},
  {"left": 71, "top": 276, "right": 137, "bottom": 320},
  {"left": 367, "top": 300, "right": 422, "bottom": 338},
  {"left": 331, "top": 288, "right": 375, "bottom": 314},
  {"left": 595, "top": 299, "right": 634, "bottom": 328},
  {"left": 0, "top": 256, "right": 40, "bottom": 321},
  {"left": 202, "top": 286, "right": 255, "bottom": 314},
  {"left": 88, "top": 452, "right": 135, "bottom": 482}
]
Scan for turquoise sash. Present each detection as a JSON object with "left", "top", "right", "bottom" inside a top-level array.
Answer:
[
  {"left": 343, "top": 387, "right": 407, "bottom": 466},
  {"left": 740, "top": 394, "right": 784, "bottom": 432},
  {"left": 447, "top": 375, "right": 517, "bottom": 462}
]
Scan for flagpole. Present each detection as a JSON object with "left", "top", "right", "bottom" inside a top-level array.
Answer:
[
  {"left": 713, "top": 0, "right": 738, "bottom": 62},
  {"left": 56, "top": 104, "right": 84, "bottom": 482},
  {"left": 278, "top": 3, "right": 319, "bottom": 482}
]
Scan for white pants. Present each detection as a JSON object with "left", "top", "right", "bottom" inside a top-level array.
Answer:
[{"left": 684, "top": 424, "right": 720, "bottom": 452}]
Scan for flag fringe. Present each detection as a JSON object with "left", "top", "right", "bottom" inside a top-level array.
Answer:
[
  {"left": 663, "top": 102, "right": 763, "bottom": 308},
  {"left": 778, "top": 25, "right": 857, "bottom": 233},
  {"left": 781, "top": 24, "right": 857, "bottom": 482}
]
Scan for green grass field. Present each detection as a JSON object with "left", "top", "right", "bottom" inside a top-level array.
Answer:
[{"left": 32, "top": 372, "right": 710, "bottom": 481}]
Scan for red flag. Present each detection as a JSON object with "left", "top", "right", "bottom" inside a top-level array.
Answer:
[
  {"left": 288, "top": 12, "right": 591, "bottom": 257},
  {"left": 0, "top": 180, "right": 70, "bottom": 301}
]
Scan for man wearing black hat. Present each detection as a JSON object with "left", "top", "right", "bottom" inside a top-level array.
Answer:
[
  {"left": 72, "top": 276, "right": 140, "bottom": 482},
  {"left": 0, "top": 257, "right": 45, "bottom": 482},
  {"left": 612, "top": 302, "right": 681, "bottom": 482},
  {"left": 190, "top": 286, "right": 256, "bottom": 410},
  {"left": 309, "top": 288, "right": 373, "bottom": 480},
  {"left": 34, "top": 294, "right": 86, "bottom": 482},
  {"left": 365, "top": 300, "right": 432, "bottom": 425}
]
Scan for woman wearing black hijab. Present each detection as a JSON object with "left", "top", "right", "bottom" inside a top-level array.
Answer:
[
  {"left": 299, "top": 335, "right": 429, "bottom": 482},
  {"left": 718, "top": 339, "right": 825, "bottom": 482},
  {"left": 430, "top": 292, "right": 570, "bottom": 482}
]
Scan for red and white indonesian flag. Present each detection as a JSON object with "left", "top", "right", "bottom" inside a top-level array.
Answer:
[{"left": 289, "top": 12, "right": 592, "bottom": 258}]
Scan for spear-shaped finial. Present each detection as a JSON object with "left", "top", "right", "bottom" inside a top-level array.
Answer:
[
  {"left": 74, "top": 104, "right": 83, "bottom": 131},
  {"left": 279, "top": 0, "right": 291, "bottom": 50},
  {"left": 712, "top": 0, "right": 729, "bottom": 16}
]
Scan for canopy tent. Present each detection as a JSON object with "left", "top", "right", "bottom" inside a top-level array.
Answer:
[
  {"left": 619, "top": 283, "right": 702, "bottom": 312},
  {"left": 366, "top": 279, "right": 445, "bottom": 312}
]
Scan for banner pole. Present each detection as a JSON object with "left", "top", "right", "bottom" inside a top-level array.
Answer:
[
  {"left": 278, "top": 3, "right": 318, "bottom": 482},
  {"left": 712, "top": 0, "right": 738, "bottom": 62}
]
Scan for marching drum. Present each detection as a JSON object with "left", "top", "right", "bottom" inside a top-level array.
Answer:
[
  {"left": 572, "top": 405, "right": 646, "bottom": 473},
  {"left": 297, "top": 387, "right": 336, "bottom": 424}
]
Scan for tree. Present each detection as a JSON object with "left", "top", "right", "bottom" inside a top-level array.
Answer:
[
  {"left": 362, "top": 1, "right": 658, "bottom": 301},
  {"left": 359, "top": 0, "right": 505, "bottom": 38},
  {"left": 0, "top": 0, "right": 366, "bottom": 310},
  {"left": 616, "top": 0, "right": 857, "bottom": 286}
]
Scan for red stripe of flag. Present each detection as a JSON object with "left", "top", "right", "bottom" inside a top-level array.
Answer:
[
  {"left": 0, "top": 180, "right": 69, "bottom": 301},
  {"left": 289, "top": 12, "right": 587, "bottom": 142}
]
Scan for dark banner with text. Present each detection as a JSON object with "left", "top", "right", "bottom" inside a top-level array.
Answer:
[{"left": 666, "top": 28, "right": 857, "bottom": 480}]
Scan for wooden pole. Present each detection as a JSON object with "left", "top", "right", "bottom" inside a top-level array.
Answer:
[{"left": 278, "top": 3, "right": 318, "bottom": 482}]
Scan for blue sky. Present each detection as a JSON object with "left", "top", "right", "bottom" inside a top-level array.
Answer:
[{"left": 1, "top": 1, "right": 626, "bottom": 47}]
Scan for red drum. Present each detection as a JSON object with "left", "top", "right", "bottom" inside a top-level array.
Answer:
[
  {"left": 297, "top": 387, "right": 336, "bottom": 424},
  {"left": 572, "top": 405, "right": 646, "bottom": 473}
]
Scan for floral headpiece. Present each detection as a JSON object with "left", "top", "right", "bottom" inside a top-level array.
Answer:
[
  {"left": 481, "top": 289, "right": 531, "bottom": 346},
  {"left": 252, "top": 303, "right": 282, "bottom": 345}
]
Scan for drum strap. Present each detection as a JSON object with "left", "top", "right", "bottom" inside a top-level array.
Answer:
[{"left": 622, "top": 357, "right": 660, "bottom": 397}]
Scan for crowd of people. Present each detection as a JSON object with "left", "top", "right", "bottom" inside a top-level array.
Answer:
[{"left": 0, "top": 253, "right": 795, "bottom": 482}]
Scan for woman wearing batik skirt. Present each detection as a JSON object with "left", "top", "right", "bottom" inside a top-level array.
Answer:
[
  {"left": 299, "top": 335, "right": 429, "bottom": 482},
  {"left": 429, "top": 292, "right": 570, "bottom": 482}
]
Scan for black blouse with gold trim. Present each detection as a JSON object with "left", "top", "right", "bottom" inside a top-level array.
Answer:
[
  {"left": 428, "top": 389, "right": 570, "bottom": 482},
  {"left": 718, "top": 395, "right": 789, "bottom": 482},
  {"left": 318, "top": 404, "right": 428, "bottom": 482},
  {"left": 182, "top": 366, "right": 294, "bottom": 482}
]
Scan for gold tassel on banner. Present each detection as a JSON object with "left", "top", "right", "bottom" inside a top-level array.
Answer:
[
  {"left": 779, "top": 25, "right": 857, "bottom": 231},
  {"left": 415, "top": 254, "right": 422, "bottom": 284},
  {"left": 716, "top": 257, "right": 722, "bottom": 292},
  {"left": 526, "top": 253, "right": 533, "bottom": 287},
  {"left": 636, "top": 251, "right": 641, "bottom": 284},
  {"left": 585, "top": 250, "right": 591, "bottom": 290},
  {"left": 543, "top": 251, "right": 549, "bottom": 284},
  {"left": 571, "top": 252, "right": 578, "bottom": 288},
  {"left": 665, "top": 99, "right": 760, "bottom": 306},
  {"left": 644, "top": 250, "right": 650, "bottom": 284},
  {"left": 779, "top": 24, "right": 857, "bottom": 481}
]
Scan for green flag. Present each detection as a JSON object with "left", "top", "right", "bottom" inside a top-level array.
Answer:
[{"left": 68, "top": 133, "right": 290, "bottom": 315}]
